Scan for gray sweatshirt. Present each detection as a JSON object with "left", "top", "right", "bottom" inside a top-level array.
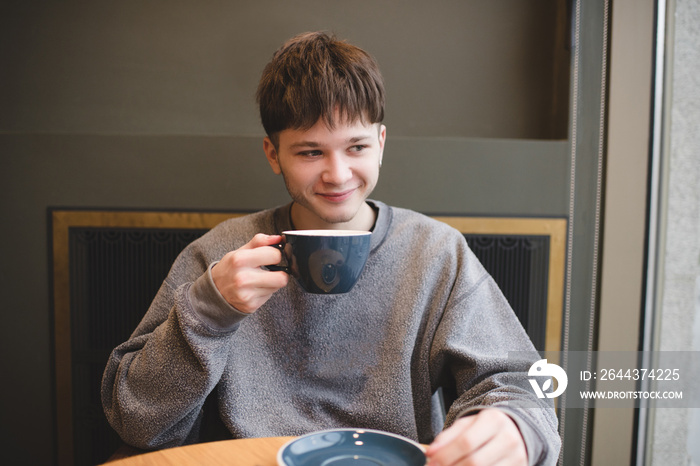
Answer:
[{"left": 101, "top": 200, "right": 560, "bottom": 464}]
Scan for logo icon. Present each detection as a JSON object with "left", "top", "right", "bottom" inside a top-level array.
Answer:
[{"left": 528, "top": 359, "right": 568, "bottom": 398}]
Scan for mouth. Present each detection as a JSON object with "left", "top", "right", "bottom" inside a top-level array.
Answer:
[{"left": 317, "top": 189, "right": 356, "bottom": 203}]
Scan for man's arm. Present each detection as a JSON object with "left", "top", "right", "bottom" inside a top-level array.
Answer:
[
  {"left": 427, "top": 272, "right": 561, "bottom": 466},
  {"left": 101, "top": 234, "right": 288, "bottom": 449},
  {"left": 101, "top": 273, "right": 243, "bottom": 448}
]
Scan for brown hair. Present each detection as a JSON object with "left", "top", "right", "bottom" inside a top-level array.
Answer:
[{"left": 256, "top": 32, "right": 385, "bottom": 143}]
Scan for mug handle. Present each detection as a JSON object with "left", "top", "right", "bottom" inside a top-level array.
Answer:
[{"left": 263, "top": 242, "right": 289, "bottom": 273}]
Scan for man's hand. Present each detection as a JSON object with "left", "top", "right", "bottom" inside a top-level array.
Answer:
[
  {"left": 426, "top": 409, "right": 527, "bottom": 466},
  {"left": 211, "top": 234, "right": 289, "bottom": 313}
]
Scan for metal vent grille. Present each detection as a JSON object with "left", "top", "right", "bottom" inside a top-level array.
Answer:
[
  {"left": 68, "top": 227, "right": 207, "bottom": 465},
  {"left": 464, "top": 234, "right": 549, "bottom": 350}
]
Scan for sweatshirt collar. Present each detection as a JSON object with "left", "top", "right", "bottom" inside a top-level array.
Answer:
[{"left": 272, "top": 200, "right": 391, "bottom": 253}]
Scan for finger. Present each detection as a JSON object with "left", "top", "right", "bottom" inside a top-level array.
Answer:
[
  {"left": 226, "top": 242, "right": 284, "bottom": 270},
  {"left": 427, "top": 434, "right": 497, "bottom": 466},
  {"left": 451, "top": 425, "right": 525, "bottom": 466},
  {"left": 450, "top": 439, "right": 508, "bottom": 466},
  {"left": 427, "top": 417, "right": 493, "bottom": 466},
  {"left": 227, "top": 257, "right": 288, "bottom": 289},
  {"left": 214, "top": 247, "right": 286, "bottom": 292},
  {"left": 254, "top": 245, "right": 285, "bottom": 269},
  {"left": 241, "top": 233, "right": 284, "bottom": 250},
  {"left": 249, "top": 268, "right": 290, "bottom": 290},
  {"left": 428, "top": 411, "right": 527, "bottom": 466},
  {"left": 428, "top": 416, "right": 478, "bottom": 452},
  {"left": 225, "top": 269, "right": 289, "bottom": 313},
  {"left": 468, "top": 409, "right": 523, "bottom": 449}
]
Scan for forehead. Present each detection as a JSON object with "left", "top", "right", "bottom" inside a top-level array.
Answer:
[{"left": 278, "top": 118, "right": 379, "bottom": 147}]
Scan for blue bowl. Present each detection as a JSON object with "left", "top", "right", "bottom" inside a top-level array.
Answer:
[{"left": 277, "top": 428, "right": 426, "bottom": 465}]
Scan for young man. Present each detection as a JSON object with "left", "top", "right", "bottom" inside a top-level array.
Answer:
[{"left": 102, "top": 32, "right": 560, "bottom": 465}]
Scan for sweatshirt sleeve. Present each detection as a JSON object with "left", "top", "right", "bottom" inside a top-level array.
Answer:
[
  {"left": 429, "top": 256, "right": 561, "bottom": 465},
  {"left": 100, "top": 251, "right": 248, "bottom": 449}
]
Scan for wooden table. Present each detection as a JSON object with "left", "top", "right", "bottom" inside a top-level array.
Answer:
[{"left": 104, "top": 437, "right": 295, "bottom": 466}]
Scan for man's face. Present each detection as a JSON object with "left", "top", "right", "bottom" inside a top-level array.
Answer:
[{"left": 264, "top": 117, "right": 386, "bottom": 230}]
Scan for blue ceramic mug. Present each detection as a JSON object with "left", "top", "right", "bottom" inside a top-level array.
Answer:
[{"left": 268, "top": 230, "right": 371, "bottom": 294}]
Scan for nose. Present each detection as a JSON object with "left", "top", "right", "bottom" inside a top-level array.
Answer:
[{"left": 321, "top": 153, "right": 353, "bottom": 185}]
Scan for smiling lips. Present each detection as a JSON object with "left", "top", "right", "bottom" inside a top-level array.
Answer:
[{"left": 317, "top": 189, "right": 356, "bottom": 203}]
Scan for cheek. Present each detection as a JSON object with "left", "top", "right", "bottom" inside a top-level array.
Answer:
[
  {"left": 284, "top": 164, "right": 319, "bottom": 187},
  {"left": 358, "top": 159, "right": 381, "bottom": 183}
]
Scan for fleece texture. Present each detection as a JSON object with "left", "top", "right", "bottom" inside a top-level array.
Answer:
[{"left": 102, "top": 200, "right": 560, "bottom": 464}]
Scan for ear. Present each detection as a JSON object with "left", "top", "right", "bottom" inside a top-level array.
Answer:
[
  {"left": 263, "top": 137, "right": 282, "bottom": 175},
  {"left": 378, "top": 124, "right": 386, "bottom": 167}
]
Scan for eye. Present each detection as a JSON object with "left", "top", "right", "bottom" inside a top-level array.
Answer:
[
  {"left": 349, "top": 145, "right": 368, "bottom": 153},
  {"left": 298, "top": 150, "right": 323, "bottom": 157}
]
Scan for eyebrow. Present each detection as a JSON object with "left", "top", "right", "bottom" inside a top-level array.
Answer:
[{"left": 288, "top": 135, "right": 373, "bottom": 149}]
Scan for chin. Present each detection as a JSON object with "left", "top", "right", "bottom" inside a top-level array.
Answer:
[
  {"left": 294, "top": 193, "right": 368, "bottom": 227},
  {"left": 319, "top": 213, "right": 356, "bottom": 226},
  {"left": 316, "top": 206, "right": 360, "bottom": 226}
]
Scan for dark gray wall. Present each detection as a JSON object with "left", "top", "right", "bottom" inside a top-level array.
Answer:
[
  {"left": 1, "top": 1, "right": 576, "bottom": 464},
  {"left": 2, "top": 1, "right": 567, "bottom": 138}
]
